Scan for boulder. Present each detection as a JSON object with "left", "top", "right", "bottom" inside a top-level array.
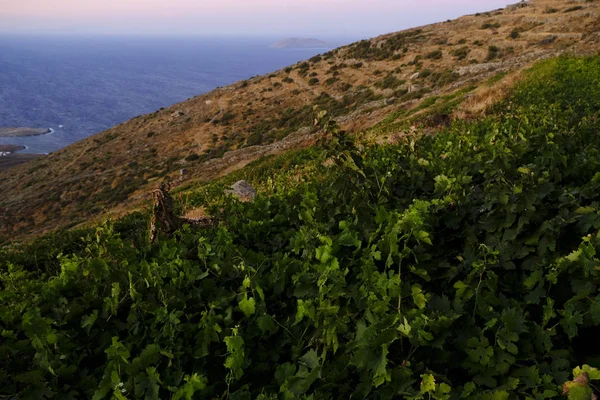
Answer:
[
  {"left": 179, "top": 169, "right": 187, "bottom": 181},
  {"left": 540, "top": 35, "right": 557, "bottom": 45},
  {"left": 408, "top": 84, "right": 422, "bottom": 93},
  {"left": 226, "top": 180, "right": 257, "bottom": 201}
]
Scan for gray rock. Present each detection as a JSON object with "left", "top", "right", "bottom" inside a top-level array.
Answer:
[
  {"left": 179, "top": 169, "right": 187, "bottom": 181},
  {"left": 226, "top": 180, "right": 257, "bottom": 201},
  {"left": 540, "top": 35, "right": 557, "bottom": 45},
  {"left": 408, "top": 84, "right": 421, "bottom": 93}
]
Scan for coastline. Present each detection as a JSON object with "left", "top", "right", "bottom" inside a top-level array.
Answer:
[
  {"left": 0, "top": 144, "right": 26, "bottom": 153},
  {"left": 0, "top": 127, "right": 52, "bottom": 137},
  {"left": 0, "top": 143, "right": 41, "bottom": 171}
]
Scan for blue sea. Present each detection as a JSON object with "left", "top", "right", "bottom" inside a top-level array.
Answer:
[{"left": 0, "top": 36, "right": 332, "bottom": 154}]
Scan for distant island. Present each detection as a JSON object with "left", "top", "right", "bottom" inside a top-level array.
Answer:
[
  {"left": 270, "top": 38, "right": 330, "bottom": 49},
  {"left": 0, "top": 127, "right": 51, "bottom": 137}
]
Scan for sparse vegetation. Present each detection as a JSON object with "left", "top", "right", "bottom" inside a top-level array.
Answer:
[
  {"left": 324, "top": 77, "right": 338, "bottom": 86},
  {"left": 347, "top": 29, "right": 425, "bottom": 60},
  {"left": 564, "top": 5, "right": 584, "bottom": 12},
  {"left": 451, "top": 46, "right": 470, "bottom": 60},
  {"left": 480, "top": 22, "right": 501, "bottom": 29},
  {"left": 425, "top": 49, "right": 443, "bottom": 60},
  {"left": 375, "top": 73, "right": 405, "bottom": 89}
]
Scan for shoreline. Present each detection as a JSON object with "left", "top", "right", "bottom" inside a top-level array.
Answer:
[
  {"left": 0, "top": 144, "right": 27, "bottom": 154},
  {"left": 0, "top": 143, "right": 41, "bottom": 170},
  {"left": 0, "top": 127, "right": 52, "bottom": 138}
]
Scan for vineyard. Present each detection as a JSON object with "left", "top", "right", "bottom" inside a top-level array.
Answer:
[{"left": 2, "top": 56, "right": 600, "bottom": 398}]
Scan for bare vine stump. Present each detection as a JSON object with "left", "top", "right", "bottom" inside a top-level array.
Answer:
[{"left": 149, "top": 183, "right": 217, "bottom": 242}]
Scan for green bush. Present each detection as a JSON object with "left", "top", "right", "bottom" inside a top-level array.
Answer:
[
  {"left": 451, "top": 46, "right": 470, "bottom": 60},
  {"left": 375, "top": 74, "right": 405, "bottom": 90},
  {"left": 425, "top": 49, "right": 443, "bottom": 60},
  {"left": 480, "top": 22, "right": 501, "bottom": 29},
  {"left": 486, "top": 45, "right": 502, "bottom": 61}
]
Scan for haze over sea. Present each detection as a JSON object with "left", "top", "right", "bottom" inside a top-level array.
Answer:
[{"left": 0, "top": 36, "right": 336, "bottom": 154}]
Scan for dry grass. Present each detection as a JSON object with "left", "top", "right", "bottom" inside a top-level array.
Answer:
[{"left": 454, "top": 70, "right": 524, "bottom": 119}]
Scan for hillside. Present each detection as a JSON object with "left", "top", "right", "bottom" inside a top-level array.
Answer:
[
  {"left": 4, "top": 53, "right": 600, "bottom": 398},
  {"left": 1, "top": 0, "right": 600, "bottom": 242}
]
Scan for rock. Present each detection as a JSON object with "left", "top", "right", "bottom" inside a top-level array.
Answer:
[
  {"left": 408, "top": 84, "right": 421, "bottom": 93},
  {"left": 295, "top": 126, "right": 313, "bottom": 135},
  {"left": 410, "top": 72, "right": 420, "bottom": 80},
  {"left": 386, "top": 97, "right": 398, "bottom": 105},
  {"left": 507, "top": 1, "right": 528, "bottom": 11},
  {"left": 226, "top": 180, "right": 256, "bottom": 201},
  {"left": 540, "top": 35, "right": 558, "bottom": 45}
]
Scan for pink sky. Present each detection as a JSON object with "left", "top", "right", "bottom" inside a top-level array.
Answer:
[{"left": 1, "top": 0, "right": 512, "bottom": 37}]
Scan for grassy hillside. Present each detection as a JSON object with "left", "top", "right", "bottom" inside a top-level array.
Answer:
[
  {"left": 3, "top": 55, "right": 600, "bottom": 398},
  {"left": 2, "top": 0, "right": 600, "bottom": 241}
]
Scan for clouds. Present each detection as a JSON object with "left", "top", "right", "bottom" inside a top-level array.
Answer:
[{"left": 0, "top": 0, "right": 511, "bottom": 37}]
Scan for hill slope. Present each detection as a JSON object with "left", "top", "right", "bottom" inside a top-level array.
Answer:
[
  {"left": 1, "top": 0, "right": 600, "bottom": 241},
  {"left": 3, "top": 54, "right": 600, "bottom": 398}
]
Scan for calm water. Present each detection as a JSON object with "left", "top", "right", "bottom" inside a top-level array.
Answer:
[{"left": 0, "top": 36, "right": 329, "bottom": 153}]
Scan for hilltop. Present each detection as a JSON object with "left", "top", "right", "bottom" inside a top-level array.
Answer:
[{"left": 1, "top": 0, "right": 600, "bottom": 241}]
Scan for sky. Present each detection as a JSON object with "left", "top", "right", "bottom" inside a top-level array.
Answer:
[{"left": 0, "top": 0, "right": 513, "bottom": 38}]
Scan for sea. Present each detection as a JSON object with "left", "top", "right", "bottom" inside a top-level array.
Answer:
[{"left": 0, "top": 36, "right": 336, "bottom": 154}]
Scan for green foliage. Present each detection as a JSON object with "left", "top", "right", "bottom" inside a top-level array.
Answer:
[
  {"left": 212, "top": 111, "right": 236, "bottom": 126},
  {"left": 347, "top": 30, "right": 425, "bottom": 61},
  {"left": 3, "top": 56, "right": 600, "bottom": 399},
  {"left": 185, "top": 153, "right": 200, "bottom": 162},
  {"left": 451, "top": 46, "right": 470, "bottom": 60},
  {"left": 425, "top": 50, "right": 443, "bottom": 60},
  {"left": 480, "top": 22, "right": 501, "bottom": 29},
  {"left": 486, "top": 45, "right": 502, "bottom": 61},
  {"left": 375, "top": 74, "right": 405, "bottom": 90}
]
